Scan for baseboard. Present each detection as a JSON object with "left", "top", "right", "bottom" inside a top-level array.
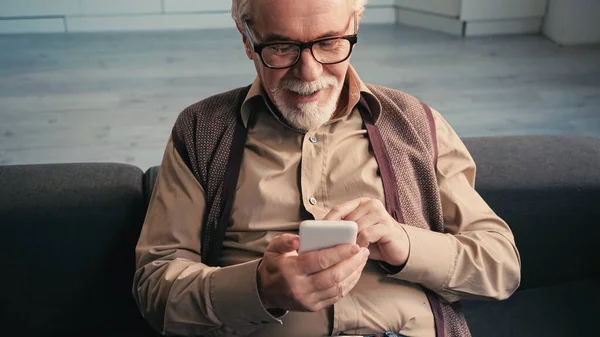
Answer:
[
  {"left": 0, "top": 17, "right": 66, "bottom": 34},
  {"left": 0, "top": 4, "right": 547, "bottom": 36},
  {"left": 465, "top": 17, "right": 543, "bottom": 36},
  {"left": 396, "top": 7, "right": 464, "bottom": 36},
  {"left": 362, "top": 6, "right": 396, "bottom": 24},
  {"left": 0, "top": 5, "right": 396, "bottom": 34},
  {"left": 66, "top": 12, "right": 235, "bottom": 33}
]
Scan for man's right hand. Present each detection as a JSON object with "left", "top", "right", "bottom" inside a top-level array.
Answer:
[{"left": 257, "top": 233, "right": 369, "bottom": 312}]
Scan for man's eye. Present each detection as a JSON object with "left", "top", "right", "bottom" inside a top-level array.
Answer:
[
  {"left": 318, "top": 40, "right": 340, "bottom": 50},
  {"left": 269, "top": 44, "right": 294, "bottom": 53}
]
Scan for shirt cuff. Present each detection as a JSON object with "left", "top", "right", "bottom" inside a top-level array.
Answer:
[
  {"left": 210, "top": 259, "right": 286, "bottom": 333},
  {"left": 388, "top": 225, "right": 455, "bottom": 292}
]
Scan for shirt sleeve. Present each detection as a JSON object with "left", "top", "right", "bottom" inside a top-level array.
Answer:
[
  {"left": 132, "top": 137, "right": 284, "bottom": 336},
  {"left": 389, "top": 109, "right": 522, "bottom": 303}
]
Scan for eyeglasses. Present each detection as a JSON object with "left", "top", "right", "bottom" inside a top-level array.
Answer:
[{"left": 243, "top": 13, "right": 358, "bottom": 69}]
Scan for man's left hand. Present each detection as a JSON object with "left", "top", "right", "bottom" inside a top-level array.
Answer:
[{"left": 324, "top": 198, "right": 410, "bottom": 268}]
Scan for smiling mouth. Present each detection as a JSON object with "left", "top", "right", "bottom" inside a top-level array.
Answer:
[{"left": 289, "top": 89, "right": 323, "bottom": 103}]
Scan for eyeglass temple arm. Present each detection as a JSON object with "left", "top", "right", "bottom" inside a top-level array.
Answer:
[{"left": 243, "top": 21, "right": 256, "bottom": 49}]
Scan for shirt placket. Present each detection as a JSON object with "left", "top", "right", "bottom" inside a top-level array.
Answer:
[
  {"left": 300, "top": 124, "right": 362, "bottom": 335},
  {"left": 300, "top": 129, "right": 328, "bottom": 219}
]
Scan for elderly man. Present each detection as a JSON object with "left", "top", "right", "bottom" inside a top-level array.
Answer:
[{"left": 133, "top": 0, "right": 521, "bottom": 336}]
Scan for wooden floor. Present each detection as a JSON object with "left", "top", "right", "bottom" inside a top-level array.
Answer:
[{"left": 1, "top": 25, "right": 599, "bottom": 170}]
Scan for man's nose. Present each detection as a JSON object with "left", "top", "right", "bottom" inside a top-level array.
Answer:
[{"left": 293, "top": 48, "right": 323, "bottom": 82}]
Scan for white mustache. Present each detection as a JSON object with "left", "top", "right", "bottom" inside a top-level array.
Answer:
[{"left": 275, "top": 77, "right": 338, "bottom": 96}]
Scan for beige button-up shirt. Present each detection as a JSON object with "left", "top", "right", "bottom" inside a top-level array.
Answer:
[{"left": 134, "top": 66, "right": 521, "bottom": 337}]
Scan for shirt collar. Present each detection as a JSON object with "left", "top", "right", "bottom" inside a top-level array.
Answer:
[{"left": 240, "top": 64, "right": 382, "bottom": 128}]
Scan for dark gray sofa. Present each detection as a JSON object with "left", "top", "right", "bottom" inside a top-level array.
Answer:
[{"left": 1, "top": 135, "right": 599, "bottom": 337}]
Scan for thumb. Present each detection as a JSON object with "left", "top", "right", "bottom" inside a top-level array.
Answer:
[{"left": 266, "top": 234, "right": 300, "bottom": 253}]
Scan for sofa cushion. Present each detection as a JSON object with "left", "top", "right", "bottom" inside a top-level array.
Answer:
[
  {"left": 0, "top": 164, "right": 158, "bottom": 337},
  {"left": 143, "top": 166, "right": 160, "bottom": 207},
  {"left": 462, "top": 278, "right": 599, "bottom": 337},
  {"left": 463, "top": 136, "right": 600, "bottom": 290}
]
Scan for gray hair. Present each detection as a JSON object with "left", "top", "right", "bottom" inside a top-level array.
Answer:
[{"left": 231, "top": 0, "right": 368, "bottom": 26}]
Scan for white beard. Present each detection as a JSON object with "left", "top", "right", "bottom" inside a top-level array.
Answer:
[{"left": 270, "top": 76, "right": 342, "bottom": 131}]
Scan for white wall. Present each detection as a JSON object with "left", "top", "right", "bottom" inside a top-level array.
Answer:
[
  {"left": 396, "top": 0, "right": 461, "bottom": 18},
  {"left": 395, "top": 0, "right": 549, "bottom": 37},
  {"left": 543, "top": 0, "right": 600, "bottom": 45},
  {"left": 395, "top": 0, "right": 547, "bottom": 21},
  {"left": 460, "top": 0, "right": 547, "bottom": 21},
  {"left": 0, "top": 0, "right": 234, "bottom": 33},
  {"left": 0, "top": 0, "right": 396, "bottom": 34},
  {"left": 362, "top": 0, "right": 396, "bottom": 24},
  {"left": 79, "top": 1, "right": 162, "bottom": 16},
  {"left": 0, "top": 0, "right": 81, "bottom": 17},
  {"left": 163, "top": 0, "right": 231, "bottom": 13}
]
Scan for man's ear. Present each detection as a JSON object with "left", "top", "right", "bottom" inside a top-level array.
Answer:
[{"left": 236, "top": 24, "right": 254, "bottom": 60}]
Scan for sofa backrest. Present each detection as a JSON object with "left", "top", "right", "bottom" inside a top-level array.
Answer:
[
  {"left": 463, "top": 135, "right": 600, "bottom": 290},
  {"left": 0, "top": 163, "right": 157, "bottom": 337},
  {"left": 145, "top": 135, "right": 600, "bottom": 291}
]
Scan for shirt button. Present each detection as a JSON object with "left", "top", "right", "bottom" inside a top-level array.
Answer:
[
  {"left": 309, "top": 197, "right": 317, "bottom": 205},
  {"left": 309, "top": 136, "right": 317, "bottom": 143}
]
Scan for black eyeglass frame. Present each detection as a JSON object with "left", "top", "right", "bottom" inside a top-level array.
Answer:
[{"left": 243, "top": 13, "right": 359, "bottom": 69}]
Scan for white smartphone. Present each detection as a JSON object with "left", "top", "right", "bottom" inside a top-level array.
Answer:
[{"left": 298, "top": 220, "right": 358, "bottom": 254}]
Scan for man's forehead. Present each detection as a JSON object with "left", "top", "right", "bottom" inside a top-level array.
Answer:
[
  {"left": 252, "top": 0, "right": 353, "bottom": 40},
  {"left": 255, "top": 0, "right": 349, "bottom": 14}
]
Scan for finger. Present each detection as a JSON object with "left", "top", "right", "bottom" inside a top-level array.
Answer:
[
  {"left": 319, "top": 257, "right": 366, "bottom": 298},
  {"left": 342, "top": 203, "right": 371, "bottom": 223},
  {"left": 367, "top": 245, "right": 383, "bottom": 261},
  {"left": 354, "top": 210, "right": 383, "bottom": 231},
  {"left": 309, "top": 247, "right": 370, "bottom": 290},
  {"left": 343, "top": 199, "right": 383, "bottom": 223},
  {"left": 298, "top": 243, "right": 361, "bottom": 275},
  {"left": 323, "top": 198, "right": 371, "bottom": 221},
  {"left": 310, "top": 258, "right": 367, "bottom": 309},
  {"left": 266, "top": 234, "right": 300, "bottom": 253},
  {"left": 356, "top": 224, "right": 389, "bottom": 248}
]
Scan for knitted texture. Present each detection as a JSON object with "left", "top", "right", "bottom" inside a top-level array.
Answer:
[
  {"left": 171, "top": 86, "right": 250, "bottom": 264},
  {"left": 367, "top": 84, "right": 444, "bottom": 231},
  {"left": 367, "top": 84, "right": 470, "bottom": 337}
]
